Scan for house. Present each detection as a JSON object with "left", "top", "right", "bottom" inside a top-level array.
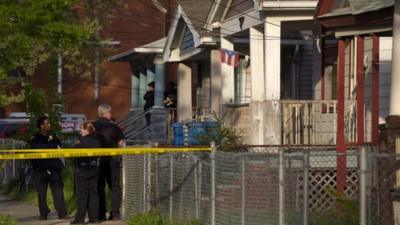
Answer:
[
  {"left": 315, "top": 0, "right": 394, "bottom": 198},
  {"left": 110, "top": 0, "right": 396, "bottom": 151}
]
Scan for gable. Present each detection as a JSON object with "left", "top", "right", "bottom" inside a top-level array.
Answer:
[
  {"left": 224, "top": 0, "right": 254, "bottom": 20},
  {"left": 163, "top": 6, "right": 203, "bottom": 62},
  {"left": 180, "top": 26, "right": 195, "bottom": 54}
]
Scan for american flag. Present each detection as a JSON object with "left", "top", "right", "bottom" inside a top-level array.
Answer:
[{"left": 220, "top": 48, "right": 239, "bottom": 67}]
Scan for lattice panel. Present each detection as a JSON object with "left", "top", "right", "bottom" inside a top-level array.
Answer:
[{"left": 296, "top": 169, "right": 359, "bottom": 211}]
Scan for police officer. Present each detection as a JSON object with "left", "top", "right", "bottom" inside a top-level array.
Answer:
[
  {"left": 93, "top": 104, "right": 125, "bottom": 221},
  {"left": 29, "top": 116, "right": 68, "bottom": 220},
  {"left": 71, "top": 122, "right": 101, "bottom": 224}
]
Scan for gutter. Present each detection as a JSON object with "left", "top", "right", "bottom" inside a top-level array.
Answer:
[{"left": 262, "top": 1, "right": 317, "bottom": 10}]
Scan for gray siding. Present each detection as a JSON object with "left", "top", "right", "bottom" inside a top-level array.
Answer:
[
  {"left": 298, "top": 41, "right": 314, "bottom": 99},
  {"left": 180, "top": 26, "right": 194, "bottom": 53}
]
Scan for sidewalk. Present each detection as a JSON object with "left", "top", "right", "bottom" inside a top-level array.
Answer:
[{"left": 0, "top": 194, "right": 126, "bottom": 225}]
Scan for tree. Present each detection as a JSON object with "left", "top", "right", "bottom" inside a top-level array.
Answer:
[{"left": 0, "top": 0, "right": 121, "bottom": 107}]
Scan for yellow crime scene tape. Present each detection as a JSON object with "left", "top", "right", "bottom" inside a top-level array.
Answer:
[{"left": 0, "top": 147, "right": 212, "bottom": 160}]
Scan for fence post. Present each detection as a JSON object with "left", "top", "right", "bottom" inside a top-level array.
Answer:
[
  {"left": 303, "top": 150, "right": 309, "bottom": 225},
  {"left": 143, "top": 154, "right": 148, "bottom": 212},
  {"left": 360, "top": 146, "right": 367, "bottom": 225},
  {"left": 12, "top": 140, "right": 15, "bottom": 178},
  {"left": 194, "top": 157, "right": 199, "bottom": 219},
  {"left": 169, "top": 154, "right": 174, "bottom": 221},
  {"left": 279, "top": 150, "right": 285, "bottom": 225},
  {"left": 241, "top": 154, "right": 246, "bottom": 225},
  {"left": 121, "top": 156, "right": 126, "bottom": 219},
  {"left": 211, "top": 142, "right": 216, "bottom": 225}
]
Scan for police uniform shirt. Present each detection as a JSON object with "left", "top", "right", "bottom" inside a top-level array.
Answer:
[
  {"left": 74, "top": 135, "right": 101, "bottom": 166},
  {"left": 93, "top": 117, "right": 124, "bottom": 148},
  {"left": 29, "top": 132, "right": 64, "bottom": 171}
]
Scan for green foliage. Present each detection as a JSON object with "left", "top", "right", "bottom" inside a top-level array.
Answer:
[
  {"left": 310, "top": 188, "right": 359, "bottom": 225},
  {"left": 197, "top": 112, "right": 245, "bottom": 151},
  {"left": 0, "top": 214, "right": 19, "bottom": 225},
  {"left": 0, "top": 0, "right": 121, "bottom": 106},
  {"left": 127, "top": 210, "right": 200, "bottom": 225}
]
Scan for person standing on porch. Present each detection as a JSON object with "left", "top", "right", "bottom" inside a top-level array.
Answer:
[{"left": 144, "top": 81, "right": 155, "bottom": 126}]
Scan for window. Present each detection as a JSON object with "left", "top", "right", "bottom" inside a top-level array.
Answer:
[
  {"left": 7, "top": 67, "right": 26, "bottom": 80},
  {"left": 234, "top": 57, "right": 250, "bottom": 104}
]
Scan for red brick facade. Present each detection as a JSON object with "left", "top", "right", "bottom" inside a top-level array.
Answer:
[{"left": 4, "top": 0, "right": 177, "bottom": 120}]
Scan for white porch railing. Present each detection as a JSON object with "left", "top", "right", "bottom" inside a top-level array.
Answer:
[{"left": 281, "top": 100, "right": 357, "bottom": 145}]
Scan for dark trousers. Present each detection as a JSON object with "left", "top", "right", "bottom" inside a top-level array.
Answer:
[
  {"left": 145, "top": 109, "right": 151, "bottom": 126},
  {"left": 33, "top": 170, "right": 67, "bottom": 217},
  {"left": 74, "top": 166, "right": 99, "bottom": 222},
  {"left": 97, "top": 157, "right": 121, "bottom": 219}
]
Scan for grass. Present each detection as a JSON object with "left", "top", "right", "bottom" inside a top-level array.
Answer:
[
  {"left": 0, "top": 214, "right": 19, "bottom": 225},
  {"left": 127, "top": 210, "right": 200, "bottom": 225}
]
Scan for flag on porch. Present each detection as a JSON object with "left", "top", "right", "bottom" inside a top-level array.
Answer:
[{"left": 221, "top": 48, "right": 239, "bottom": 67}]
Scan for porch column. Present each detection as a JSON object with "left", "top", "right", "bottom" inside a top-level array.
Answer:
[
  {"left": 130, "top": 64, "right": 140, "bottom": 109},
  {"left": 356, "top": 36, "right": 365, "bottom": 144},
  {"left": 210, "top": 49, "right": 222, "bottom": 116},
  {"left": 264, "top": 18, "right": 281, "bottom": 145},
  {"left": 264, "top": 18, "right": 281, "bottom": 99},
  {"left": 154, "top": 56, "right": 165, "bottom": 108},
  {"left": 371, "top": 35, "right": 380, "bottom": 144},
  {"left": 250, "top": 27, "right": 265, "bottom": 101},
  {"left": 139, "top": 68, "right": 147, "bottom": 107},
  {"left": 146, "top": 66, "right": 155, "bottom": 86},
  {"left": 336, "top": 38, "right": 346, "bottom": 193},
  {"left": 390, "top": 0, "right": 400, "bottom": 115},
  {"left": 250, "top": 26, "right": 266, "bottom": 145},
  {"left": 177, "top": 62, "right": 192, "bottom": 121},
  {"left": 221, "top": 37, "right": 235, "bottom": 104}
]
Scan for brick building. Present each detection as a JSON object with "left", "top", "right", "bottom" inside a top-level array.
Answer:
[{"left": 3, "top": 0, "right": 176, "bottom": 120}]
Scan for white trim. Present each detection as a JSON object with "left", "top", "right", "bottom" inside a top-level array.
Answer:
[
  {"left": 335, "top": 26, "right": 392, "bottom": 37},
  {"left": 169, "top": 48, "right": 204, "bottom": 62},
  {"left": 262, "top": 1, "right": 317, "bottom": 9},
  {"left": 205, "top": 0, "right": 221, "bottom": 30},
  {"left": 163, "top": 5, "right": 182, "bottom": 62},
  {"left": 199, "top": 37, "right": 219, "bottom": 45},
  {"left": 221, "top": 0, "right": 233, "bottom": 21}
]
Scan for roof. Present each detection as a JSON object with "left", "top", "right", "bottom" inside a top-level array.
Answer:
[
  {"left": 319, "top": 0, "right": 394, "bottom": 18},
  {"left": 109, "top": 38, "right": 166, "bottom": 62},
  {"left": 177, "top": 0, "right": 214, "bottom": 37}
]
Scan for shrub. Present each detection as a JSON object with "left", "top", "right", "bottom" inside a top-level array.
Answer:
[
  {"left": 127, "top": 210, "right": 200, "bottom": 225},
  {"left": 0, "top": 214, "right": 19, "bottom": 225},
  {"left": 196, "top": 112, "right": 246, "bottom": 152},
  {"left": 310, "top": 188, "right": 359, "bottom": 225}
]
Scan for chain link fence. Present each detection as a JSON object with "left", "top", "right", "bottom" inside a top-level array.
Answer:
[
  {"left": 123, "top": 145, "right": 400, "bottom": 225},
  {"left": 0, "top": 139, "right": 25, "bottom": 185}
]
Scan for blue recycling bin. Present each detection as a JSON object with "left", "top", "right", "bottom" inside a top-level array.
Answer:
[
  {"left": 173, "top": 123, "right": 184, "bottom": 146},
  {"left": 187, "top": 122, "right": 205, "bottom": 145}
]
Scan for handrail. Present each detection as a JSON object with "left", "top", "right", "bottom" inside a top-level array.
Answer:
[{"left": 118, "top": 110, "right": 146, "bottom": 128}]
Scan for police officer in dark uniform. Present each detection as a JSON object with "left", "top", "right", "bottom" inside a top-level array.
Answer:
[
  {"left": 71, "top": 122, "right": 101, "bottom": 224},
  {"left": 29, "top": 116, "right": 68, "bottom": 220},
  {"left": 93, "top": 104, "right": 125, "bottom": 221}
]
